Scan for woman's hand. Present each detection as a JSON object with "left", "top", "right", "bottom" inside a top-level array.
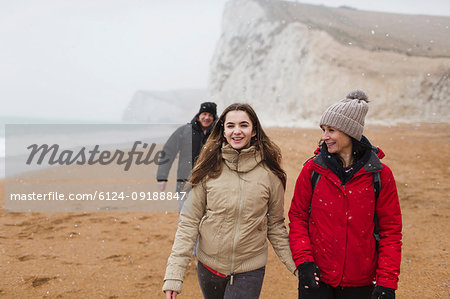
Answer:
[
  {"left": 165, "top": 290, "right": 178, "bottom": 298},
  {"left": 297, "top": 261, "right": 321, "bottom": 289},
  {"left": 371, "top": 285, "right": 395, "bottom": 299}
]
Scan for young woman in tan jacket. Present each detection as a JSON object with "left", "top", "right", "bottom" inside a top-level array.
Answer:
[{"left": 163, "top": 103, "right": 296, "bottom": 298}]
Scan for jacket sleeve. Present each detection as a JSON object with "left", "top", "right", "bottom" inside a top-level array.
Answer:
[
  {"left": 266, "top": 175, "right": 297, "bottom": 274},
  {"left": 375, "top": 165, "right": 402, "bottom": 289},
  {"left": 288, "top": 162, "right": 315, "bottom": 267},
  {"left": 162, "top": 183, "right": 207, "bottom": 294},
  {"left": 156, "top": 126, "right": 183, "bottom": 181}
]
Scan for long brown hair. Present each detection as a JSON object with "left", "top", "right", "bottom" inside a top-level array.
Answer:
[{"left": 190, "top": 103, "right": 286, "bottom": 188}]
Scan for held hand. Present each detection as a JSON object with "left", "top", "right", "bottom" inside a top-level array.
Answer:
[
  {"left": 157, "top": 181, "right": 167, "bottom": 191},
  {"left": 165, "top": 290, "right": 178, "bottom": 299},
  {"left": 371, "top": 285, "right": 395, "bottom": 299},
  {"left": 297, "top": 262, "right": 321, "bottom": 289}
]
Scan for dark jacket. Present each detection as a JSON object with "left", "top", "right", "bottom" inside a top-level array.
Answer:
[
  {"left": 156, "top": 113, "right": 216, "bottom": 183},
  {"left": 288, "top": 139, "right": 402, "bottom": 289}
]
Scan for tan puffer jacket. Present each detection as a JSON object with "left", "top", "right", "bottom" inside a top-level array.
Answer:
[{"left": 163, "top": 144, "right": 296, "bottom": 294}]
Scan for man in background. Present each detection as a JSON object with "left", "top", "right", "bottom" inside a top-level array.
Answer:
[{"left": 156, "top": 102, "right": 217, "bottom": 212}]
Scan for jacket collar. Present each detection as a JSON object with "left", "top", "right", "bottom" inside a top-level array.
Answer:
[
  {"left": 221, "top": 143, "right": 262, "bottom": 173},
  {"left": 313, "top": 136, "right": 383, "bottom": 173}
]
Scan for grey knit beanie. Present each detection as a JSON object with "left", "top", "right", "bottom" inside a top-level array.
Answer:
[{"left": 319, "top": 90, "right": 369, "bottom": 141}]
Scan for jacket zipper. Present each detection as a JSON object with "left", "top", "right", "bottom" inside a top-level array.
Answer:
[
  {"left": 341, "top": 182, "right": 348, "bottom": 285},
  {"left": 230, "top": 173, "right": 245, "bottom": 285},
  {"left": 327, "top": 168, "right": 380, "bottom": 285}
]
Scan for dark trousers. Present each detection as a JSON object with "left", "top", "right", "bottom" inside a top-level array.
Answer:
[
  {"left": 299, "top": 281, "right": 374, "bottom": 299},
  {"left": 197, "top": 262, "right": 265, "bottom": 299}
]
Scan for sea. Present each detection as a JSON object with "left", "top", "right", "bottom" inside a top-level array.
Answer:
[
  {"left": 0, "top": 116, "right": 114, "bottom": 178},
  {"left": 0, "top": 116, "right": 180, "bottom": 178}
]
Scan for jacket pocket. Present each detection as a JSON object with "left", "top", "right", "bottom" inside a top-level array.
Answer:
[
  {"left": 257, "top": 216, "right": 267, "bottom": 231},
  {"left": 198, "top": 212, "right": 224, "bottom": 256},
  {"left": 253, "top": 216, "right": 268, "bottom": 249}
]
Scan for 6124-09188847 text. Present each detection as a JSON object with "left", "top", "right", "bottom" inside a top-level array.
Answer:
[{"left": 98, "top": 191, "right": 187, "bottom": 201}]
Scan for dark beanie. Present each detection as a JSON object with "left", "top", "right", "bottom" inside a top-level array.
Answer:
[{"left": 198, "top": 102, "right": 217, "bottom": 116}]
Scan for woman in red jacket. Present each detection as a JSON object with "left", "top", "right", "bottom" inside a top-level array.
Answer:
[{"left": 289, "top": 90, "right": 402, "bottom": 299}]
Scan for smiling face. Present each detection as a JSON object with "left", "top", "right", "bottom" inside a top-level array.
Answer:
[
  {"left": 198, "top": 112, "right": 214, "bottom": 130},
  {"left": 223, "top": 110, "right": 256, "bottom": 150},
  {"left": 321, "top": 125, "right": 353, "bottom": 156}
]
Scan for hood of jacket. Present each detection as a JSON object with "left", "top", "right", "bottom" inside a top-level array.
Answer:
[
  {"left": 312, "top": 135, "right": 384, "bottom": 184},
  {"left": 221, "top": 143, "right": 262, "bottom": 173}
]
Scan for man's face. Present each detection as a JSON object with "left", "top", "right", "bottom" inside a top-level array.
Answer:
[{"left": 198, "top": 112, "right": 214, "bottom": 130}]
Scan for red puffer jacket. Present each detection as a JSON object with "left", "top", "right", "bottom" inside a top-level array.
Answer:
[{"left": 288, "top": 147, "right": 402, "bottom": 289}]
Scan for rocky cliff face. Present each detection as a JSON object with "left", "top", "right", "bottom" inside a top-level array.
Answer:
[{"left": 208, "top": 0, "right": 450, "bottom": 126}]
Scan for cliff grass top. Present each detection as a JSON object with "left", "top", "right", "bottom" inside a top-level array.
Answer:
[{"left": 254, "top": 0, "right": 450, "bottom": 58}]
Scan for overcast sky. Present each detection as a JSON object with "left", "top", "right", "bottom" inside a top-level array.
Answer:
[{"left": 1, "top": 0, "right": 449, "bottom": 121}]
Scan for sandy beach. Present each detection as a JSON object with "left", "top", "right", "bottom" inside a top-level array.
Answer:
[{"left": 0, "top": 124, "right": 448, "bottom": 298}]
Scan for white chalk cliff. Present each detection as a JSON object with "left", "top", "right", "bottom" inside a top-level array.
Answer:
[
  {"left": 123, "top": 89, "right": 207, "bottom": 123},
  {"left": 208, "top": 0, "right": 450, "bottom": 126}
]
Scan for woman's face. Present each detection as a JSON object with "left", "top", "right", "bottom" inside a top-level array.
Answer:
[
  {"left": 321, "top": 125, "right": 352, "bottom": 156},
  {"left": 223, "top": 110, "right": 256, "bottom": 150}
]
